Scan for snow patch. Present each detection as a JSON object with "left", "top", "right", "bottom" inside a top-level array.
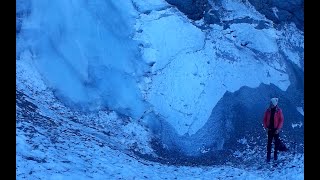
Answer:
[
  {"left": 131, "top": 0, "right": 169, "bottom": 13},
  {"left": 229, "top": 23, "right": 279, "bottom": 53},
  {"left": 296, "top": 107, "right": 304, "bottom": 116},
  {"left": 220, "top": 0, "right": 269, "bottom": 21},
  {"left": 237, "top": 137, "right": 248, "bottom": 145},
  {"left": 292, "top": 122, "right": 303, "bottom": 129},
  {"left": 135, "top": 9, "right": 205, "bottom": 72},
  {"left": 272, "top": 7, "right": 279, "bottom": 19},
  {"left": 277, "top": 24, "right": 304, "bottom": 69}
]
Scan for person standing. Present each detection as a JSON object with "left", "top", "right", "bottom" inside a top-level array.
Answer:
[{"left": 263, "top": 98, "right": 284, "bottom": 162}]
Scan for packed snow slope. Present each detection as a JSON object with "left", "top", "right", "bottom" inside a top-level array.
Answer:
[{"left": 16, "top": 0, "right": 304, "bottom": 176}]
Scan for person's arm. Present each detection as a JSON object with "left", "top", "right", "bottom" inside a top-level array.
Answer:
[
  {"left": 278, "top": 109, "right": 284, "bottom": 129},
  {"left": 263, "top": 110, "right": 268, "bottom": 129},
  {"left": 275, "top": 109, "right": 284, "bottom": 133}
]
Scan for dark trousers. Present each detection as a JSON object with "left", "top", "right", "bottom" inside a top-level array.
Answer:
[{"left": 267, "top": 129, "right": 280, "bottom": 161}]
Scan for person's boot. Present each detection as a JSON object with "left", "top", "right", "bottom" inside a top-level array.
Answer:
[
  {"left": 274, "top": 151, "right": 278, "bottom": 161},
  {"left": 266, "top": 154, "right": 271, "bottom": 162}
]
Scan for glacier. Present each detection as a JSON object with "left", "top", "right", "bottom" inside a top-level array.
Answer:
[{"left": 16, "top": 0, "right": 304, "bottom": 179}]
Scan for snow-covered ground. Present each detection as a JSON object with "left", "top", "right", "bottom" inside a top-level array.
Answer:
[{"left": 17, "top": 116, "right": 304, "bottom": 180}]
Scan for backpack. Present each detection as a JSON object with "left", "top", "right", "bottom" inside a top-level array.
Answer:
[{"left": 278, "top": 138, "right": 289, "bottom": 151}]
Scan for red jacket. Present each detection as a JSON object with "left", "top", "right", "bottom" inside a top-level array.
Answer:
[{"left": 263, "top": 106, "right": 284, "bottom": 129}]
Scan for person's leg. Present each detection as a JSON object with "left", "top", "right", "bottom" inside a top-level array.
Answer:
[
  {"left": 274, "top": 133, "right": 280, "bottom": 160},
  {"left": 267, "top": 130, "right": 273, "bottom": 162}
]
